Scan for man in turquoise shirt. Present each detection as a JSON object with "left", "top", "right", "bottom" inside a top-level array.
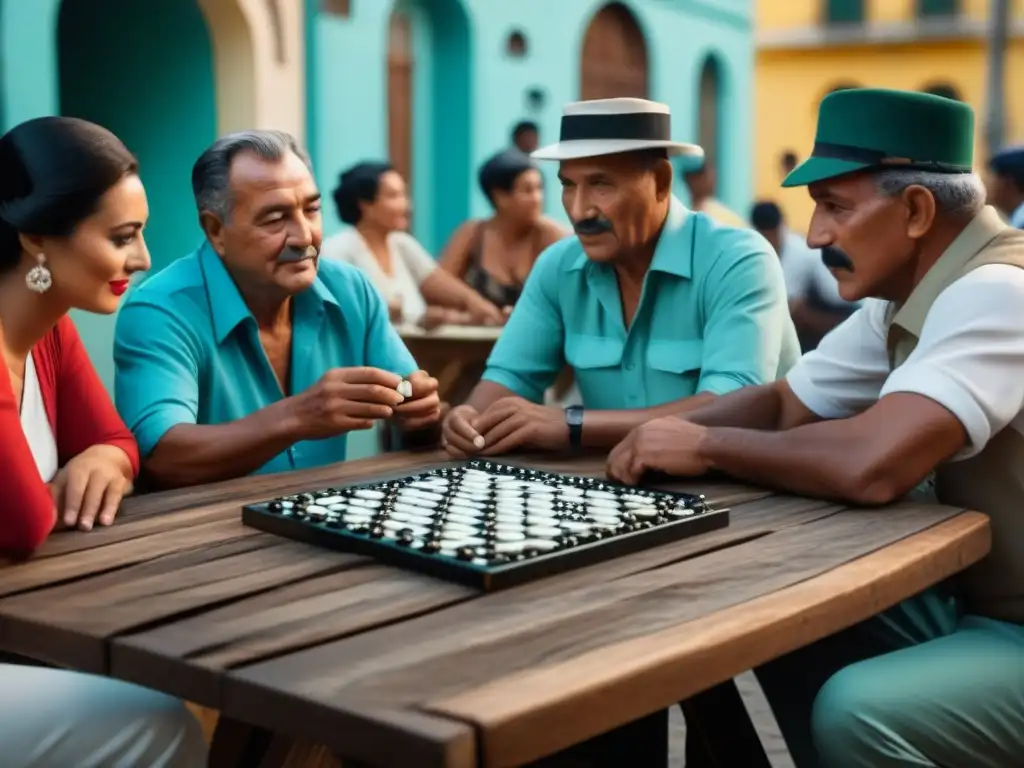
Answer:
[
  {"left": 115, "top": 130, "right": 440, "bottom": 488},
  {"left": 442, "top": 97, "right": 799, "bottom": 456}
]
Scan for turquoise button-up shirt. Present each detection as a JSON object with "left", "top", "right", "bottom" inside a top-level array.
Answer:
[
  {"left": 113, "top": 241, "right": 418, "bottom": 474},
  {"left": 483, "top": 197, "right": 800, "bottom": 409}
]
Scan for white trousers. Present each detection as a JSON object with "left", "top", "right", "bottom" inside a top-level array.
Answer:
[{"left": 0, "top": 664, "right": 208, "bottom": 767}]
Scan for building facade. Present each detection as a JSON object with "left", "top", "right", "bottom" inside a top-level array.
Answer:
[
  {"left": 307, "top": 0, "right": 756, "bottom": 256},
  {"left": 0, "top": 0, "right": 754, "bottom": 400},
  {"left": 755, "top": 0, "right": 1024, "bottom": 234}
]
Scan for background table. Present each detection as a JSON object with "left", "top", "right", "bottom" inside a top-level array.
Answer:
[
  {"left": 0, "top": 451, "right": 990, "bottom": 767},
  {"left": 396, "top": 324, "right": 503, "bottom": 407}
]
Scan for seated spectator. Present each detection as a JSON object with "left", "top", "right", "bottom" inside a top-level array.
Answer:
[
  {"left": 114, "top": 131, "right": 441, "bottom": 488},
  {"left": 0, "top": 115, "right": 206, "bottom": 766},
  {"left": 320, "top": 162, "right": 505, "bottom": 328},
  {"left": 681, "top": 158, "right": 747, "bottom": 228},
  {"left": 751, "top": 200, "right": 859, "bottom": 350},
  {"left": 440, "top": 149, "right": 568, "bottom": 311}
]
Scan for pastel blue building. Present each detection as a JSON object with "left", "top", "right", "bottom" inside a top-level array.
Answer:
[
  {"left": 0, "top": 0, "right": 753, "bottom": 457},
  {"left": 308, "top": 0, "right": 755, "bottom": 254}
]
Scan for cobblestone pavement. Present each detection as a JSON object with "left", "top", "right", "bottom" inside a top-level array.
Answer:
[{"left": 668, "top": 672, "right": 795, "bottom": 768}]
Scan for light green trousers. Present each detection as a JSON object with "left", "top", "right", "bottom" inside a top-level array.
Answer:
[
  {"left": 755, "top": 587, "right": 1024, "bottom": 767},
  {"left": 0, "top": 663, "right": 207, "bottom": 767}
]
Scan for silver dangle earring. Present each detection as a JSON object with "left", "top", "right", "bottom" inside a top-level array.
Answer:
[{"left": 25, "top": 254, "right": 52, "bottom": 294}]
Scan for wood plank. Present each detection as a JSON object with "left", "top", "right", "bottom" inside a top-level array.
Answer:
[
  {"left": 427, "top": 512, "right": 991, "bottom": 766},
  {"left": 25, "top": 502, "right": 239, "bottom": 560},
  {"left": 114, "top": 566, "right": 474, "bottom": 706},
  {"left": 0, "top": 517, "right": 261, "bottom": 599},
  {"left": 111, "top": 495, "right": 832, "bottom": 707},
  {"left": 0, "top": 537, "right": 364, "bottom": 672},
  {"left": 119, "top": 451, "right": 452, "bottom": 517},
  {"left": 221, "top": 501, "right": 958, "bottom": 762}
]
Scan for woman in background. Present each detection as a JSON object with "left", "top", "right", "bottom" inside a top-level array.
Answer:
[
  {"left": 0, "top": 116, "right": 207, "bottom": 766},
  {"left": 440, "top": 149, "right": 567, "bottom": 310},
  {"left": 321, "top": 161, "right": 505, "bottom": 328}
]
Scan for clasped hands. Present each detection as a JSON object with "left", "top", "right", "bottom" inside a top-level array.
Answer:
[
  {"left": 443, "top": 399, "right": 713, "bottom": 485},
  {"left": 442, "top": 396, "right": 569, "bottom": 457}
]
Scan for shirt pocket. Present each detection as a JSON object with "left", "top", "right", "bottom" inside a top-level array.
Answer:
[
  {"left": 645, "top": 339, "right": 705, "bottom": 400},
  {"left": 564, "top": 334, "right": 625, "bottom": 407}
]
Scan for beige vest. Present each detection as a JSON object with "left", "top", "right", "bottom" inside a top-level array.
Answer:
[{"left": 887, "top": 206, "right": 1024, "bottom": 624}]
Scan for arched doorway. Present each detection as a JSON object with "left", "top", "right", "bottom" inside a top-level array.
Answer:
[
  {"left": 697, "top": 57, "right": 721, "bottom": 169},
  {"left": 388, "top": 8, "right": 414, "bottom": 191},
  {"left": 58, "top": 0, "right": 217, "bottom": 276},
  {"left": 385, "top": 0, "right": 471, "bottom": 254},
  {"left": 57, "top": 0, "right": 218, "bottom": 389},
  {"left": 580, "top": 3, "right": 649, "bottom": 100}
]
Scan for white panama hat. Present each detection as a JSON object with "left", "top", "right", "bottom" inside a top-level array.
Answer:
[{"left": 531, "top": 97, "right": 704, "bottom": 162}]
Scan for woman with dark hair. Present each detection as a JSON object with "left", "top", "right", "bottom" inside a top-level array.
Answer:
[
  {"left": 440, "top": 149, "right": 567, "bottom": 309},
  {"left": 321, "top": 161, "right": 505, "bottom": 328},
  {"left": 0, "top": 116, "right": 207, "bottom": 765}
]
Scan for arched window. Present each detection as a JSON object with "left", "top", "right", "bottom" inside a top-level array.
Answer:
[
  {"left": 506, "top": 30, "right": 527, "bottom": 58},
  {"left": 824, "top": 0, "right": 864, "bottom": 24}
]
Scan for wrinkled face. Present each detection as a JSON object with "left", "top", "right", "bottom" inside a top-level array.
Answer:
[
  {"left": 205, "top": 150, "right": 323, "bottom": 297},
  {"left": 492, "top": 169, "right": 544, "bottom": 225},
  {"left": 806, "top": 171, "right": 926, "bottom": 302},
  {"left": 37, "top": 174, "right": 151, "bottom": 314},
  {"left": 558, "top": 153, "right": 671, "bottom": 264},
  {"left": 361, "top": 170, "right": 410, "bottom": 233}
]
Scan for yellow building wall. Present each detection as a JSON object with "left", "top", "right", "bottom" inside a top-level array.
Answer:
[{"left": 755, "top": 0, "right": 1024, "bottom": 233}]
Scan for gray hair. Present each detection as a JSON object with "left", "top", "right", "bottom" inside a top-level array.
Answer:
[
  {"left": 872, "top": 168, "right": 986, "bottom": 218},
  {"left": 191, "top": 129, "right": 312, "bottom": 220}
]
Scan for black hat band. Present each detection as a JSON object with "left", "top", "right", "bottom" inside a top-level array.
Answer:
[
  {"left": 559, "top": 112, "right": 671, "bottom": 143},
  {"left": 812, "top": 141, "right": 972, "bottom": 174}
]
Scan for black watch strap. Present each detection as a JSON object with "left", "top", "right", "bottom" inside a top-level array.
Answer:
[{"left": 565, "top": 405, "right": 584, "bottom": 449}]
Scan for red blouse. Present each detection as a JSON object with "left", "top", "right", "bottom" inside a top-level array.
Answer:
[{"left": 1, "top": 316, "right": 140, "bottom": 556}]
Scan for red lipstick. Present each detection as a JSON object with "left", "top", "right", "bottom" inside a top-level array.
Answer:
[{"left": 109, "top": 279, "right": 130, "bottom": 296}]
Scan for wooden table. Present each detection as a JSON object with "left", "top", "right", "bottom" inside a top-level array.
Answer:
[{"left": 0, "top": 451, "right": 990, "bottom": 768}]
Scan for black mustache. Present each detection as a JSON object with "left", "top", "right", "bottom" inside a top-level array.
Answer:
[
  {"left": 574, "top": 217, "right": 613, "bottom": 236},
  {"left": 821, "top": 246, "right": 854, "bottom": 272},
  {"left": 277, "top": 244, "right": 319, "bottom": 263}
]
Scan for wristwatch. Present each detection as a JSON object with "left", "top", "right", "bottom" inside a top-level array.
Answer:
[{"left": 565, "top": 405, "right": 584, "bottom": 450}]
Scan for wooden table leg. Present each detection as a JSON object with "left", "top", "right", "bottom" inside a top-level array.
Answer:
[
  {"left": 681, "top": 679, "right": 772, "bottom": 768},
  {"left": 208, "top": 716, "right": 277, "bottom": 768},
  {"left": 525, "top": 708, "right": 669, "bottom": 767}
]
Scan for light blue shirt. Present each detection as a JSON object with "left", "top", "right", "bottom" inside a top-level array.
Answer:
[
  {"left": 113, "top": 242, "right": 418, "bottom": 474},
  {"left": 483, "top": 197, "right": 800, "bottom": 409}
]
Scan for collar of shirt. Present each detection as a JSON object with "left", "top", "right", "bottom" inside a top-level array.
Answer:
[
  {"left": 566, "top": 195, "right": 693, "bottom": 279},
  {"left": 198, "top": 241, "right": 340, "bottom": 345}
]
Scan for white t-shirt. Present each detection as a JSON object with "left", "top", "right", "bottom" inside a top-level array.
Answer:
[
  {"left": 320, "top": 228, "right": 438, "bottom": 324},
  {"left": 779, "top": 229, "right": 859, "bottom": 310},
  {"left": 786, "top": 263, "right": 1024, "bottom": 461},
  {"left": 20, "top": 352, "right": 59, "bottom": 482}
]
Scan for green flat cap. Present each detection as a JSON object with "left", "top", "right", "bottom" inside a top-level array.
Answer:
[{"left": 783, "top": 88, "right": 975, "bottom": 187}]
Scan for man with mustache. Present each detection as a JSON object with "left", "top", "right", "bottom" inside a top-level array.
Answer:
[
  {"left": 609, "top": 88, "right": 1024, "bottom": 767},
  {"left": 114, "top": 131, "right": 440, "bottom": 488},
  {"left": 441, "top": 98, "right": 799, "bottom": 457}
]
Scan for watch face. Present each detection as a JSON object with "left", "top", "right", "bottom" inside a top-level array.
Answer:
[{"left": 566, "top": 407, "right": 583, "bottom": 426}]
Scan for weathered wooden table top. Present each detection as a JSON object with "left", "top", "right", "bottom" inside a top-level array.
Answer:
[{"left": 0, "top": 451, "right": 991, "bottom": 768}]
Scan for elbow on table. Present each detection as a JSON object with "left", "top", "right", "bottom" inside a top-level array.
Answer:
[{"left": 838, "top": 464, "right": 904, "bottom": 507}]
